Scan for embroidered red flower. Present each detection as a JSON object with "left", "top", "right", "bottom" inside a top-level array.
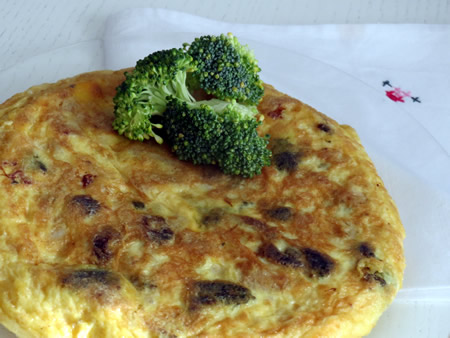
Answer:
[
  {"left": 382, "top": 80, "right": 420, "bottom": 103},
  {"left": 385, "top": 88, "right": 411, "bottom": 103}
]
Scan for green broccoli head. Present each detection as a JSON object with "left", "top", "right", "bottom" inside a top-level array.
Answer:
[
  {"left": 185, "top": 33, "right": 264, "bottom": 105},
  {"left": 112, "top": 35, "right": 271, "bottom": 178},
  {"left": 113, "top": 48, "right": 196, "bottom": 143},
  {"left": 163, "top": 97, "right": 271, "bottom": 178}
]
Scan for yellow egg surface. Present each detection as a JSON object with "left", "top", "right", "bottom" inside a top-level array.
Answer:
[{"left": 0, "top": 70, "right": 405, "bottom": 337}]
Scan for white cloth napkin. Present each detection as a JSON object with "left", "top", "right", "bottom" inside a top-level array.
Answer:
[{"left": 103, "top": 8, "right": 450, "bottom": 296}]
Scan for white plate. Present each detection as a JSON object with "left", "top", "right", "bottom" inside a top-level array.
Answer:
[
  {"left": 0, "top": 40, "right": 104, "bottom": 104},
  {"left": 1, "top": 37, "right": 449, "bottom": 337}
]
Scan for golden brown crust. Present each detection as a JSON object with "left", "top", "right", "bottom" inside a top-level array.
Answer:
[{"left": 0, "top": 70, "right": 405, "bottom": 337}]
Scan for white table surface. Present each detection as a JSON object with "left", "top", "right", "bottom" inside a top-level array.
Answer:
[
  {"left": 1, "top": 0, "right": 450, "bottom": 72},
  {"left": 1, "top": 1, "right": 450, "bottom": 338}
]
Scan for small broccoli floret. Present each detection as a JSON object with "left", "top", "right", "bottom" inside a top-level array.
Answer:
[
  {"left": 113, "top": 48, "right": 196, "bottom": 143},
  {"left": 164, "top": 97, "right": 271, "bottom": 178},
  {"left": 185, "top": 33, "right": 264, "bottom": 105}
]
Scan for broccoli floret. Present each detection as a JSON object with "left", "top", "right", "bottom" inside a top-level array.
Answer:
[
  {"left": 113, "top": 48, "right": 196, "bottom": 143},
  {"left": 164, "top": 97, "right": 271, "bottom": 178},
  {"left": 112, "top": 35, "right": 271, "bottom": 177},
  {"left": 185, "top": 33, "right": 264, "bottom": 105}
]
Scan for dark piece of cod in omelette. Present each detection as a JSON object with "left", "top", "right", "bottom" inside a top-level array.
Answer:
[{"left": 0, "top": 69, "right": 404, "bottom": 337}]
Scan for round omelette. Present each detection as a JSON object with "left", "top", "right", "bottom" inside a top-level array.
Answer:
[{"left": 0, "top": 70, "right": 405, "bottom": 337}]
